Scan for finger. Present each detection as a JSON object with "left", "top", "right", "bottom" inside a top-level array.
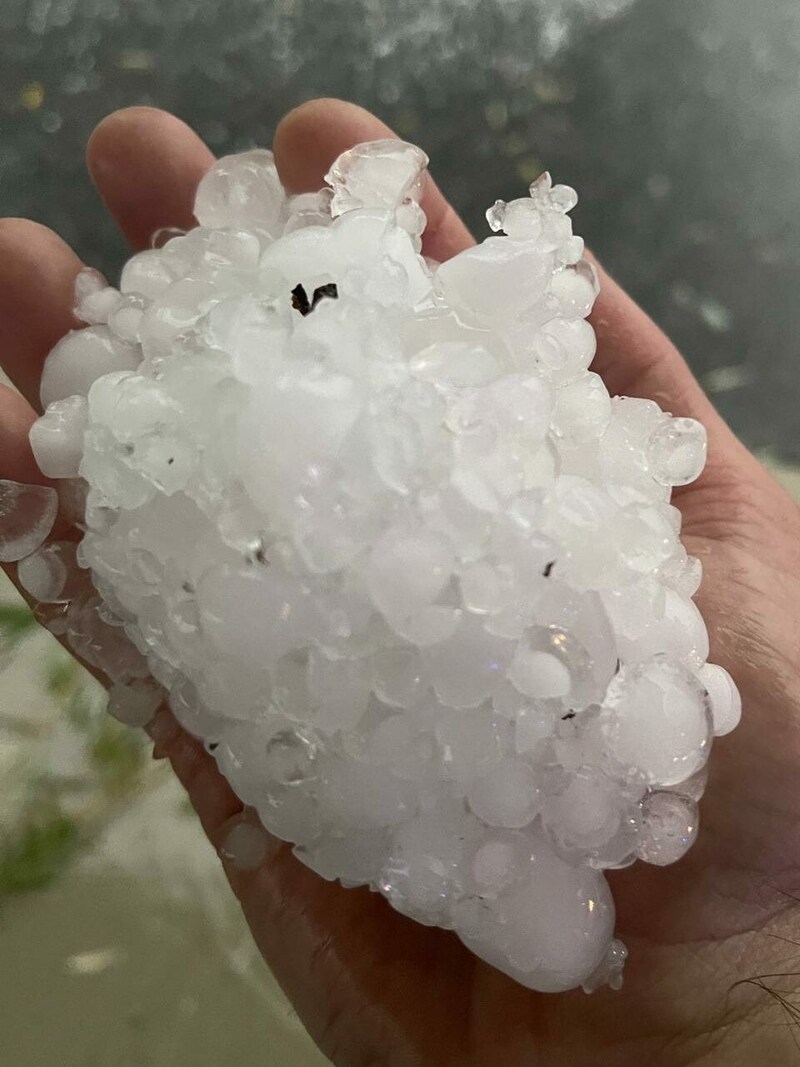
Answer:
[
  {"left": 87, "top": 107, "right": 215, "bottom": 251},
  {"left": 0, "top": 384, "right": 42, "bottom": 483},
  {"left": 273, "top": 98, "right": 475, "bottom": 264},
  {"left": 153, "top": 707, "right": 468, "bottom": 1065},
  {"left": 0, "top": 218, "right": 83, "bottom": 409}
]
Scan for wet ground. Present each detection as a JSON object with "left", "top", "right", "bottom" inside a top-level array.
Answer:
[{"left": 0, "top": 580, "right": 328, "bottom": 1065}]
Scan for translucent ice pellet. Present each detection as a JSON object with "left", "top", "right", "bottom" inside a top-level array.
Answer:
[
  {"left": 636, "top": 791, "right": 698, "bottom": 866},
  {"left": 0, "top": 480, "right": 58, "bottom": 563},
  {"left": 17, "top": 541, "right": 82, "bottom": 603},
  {"left": 649, "top": 417, "right": 708, "bottom": 487},
  {"left": 107, "top": 679, "right": 162, "bottom": 727}
]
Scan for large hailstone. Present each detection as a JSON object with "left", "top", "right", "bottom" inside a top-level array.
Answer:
[{"left": 14, "top": 138, "right": 742, "bottom": 994}]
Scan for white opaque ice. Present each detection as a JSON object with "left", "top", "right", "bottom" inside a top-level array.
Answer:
[
  {"left": 325, "top": 139, "right": 428, "bottom": 218},
  {"left": 194, "top": 149, "right": 287, "bottom": 234},
  {"left": 698, "top": 662, "right": 742, "bottom": 736},
  {"left": 364, "top": 525, "right": 454, "bottom": 619},
  {"left": 198, "top": 566, "right": 312, "bottom": 668},
  {"left": 467, "top": 757, "right": 540, "bottom": 828},
  {"left": 456, "top": 834, "right": 615, "bottom": 992},
  {"left": 40, "top": 327, "right": 140, "bottom": 408},
  {"left": 29, "top": 395, "right": 88, "bottom": 479},
  {"left": 423, "top": 617, "right": 512, "bottom": 708},
  {"left": 636, "top": 791, "right": 698, "bottom": 865},
  {"left": 509, "top": 648, "right": 571, "bottom": 699},
  {"left": 551, "top": 372, "right": 611, "bottom": 445}
]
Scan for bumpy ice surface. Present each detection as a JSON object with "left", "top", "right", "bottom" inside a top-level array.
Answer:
[{"left": 10, "top": 139, "right": 742, "bottom": 994}]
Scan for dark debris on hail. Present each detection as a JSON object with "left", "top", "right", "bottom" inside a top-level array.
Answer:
[{"left": 291, "top": 282, "right": 339, "bottom": 316}]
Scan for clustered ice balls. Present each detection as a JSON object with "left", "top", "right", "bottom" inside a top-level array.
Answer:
[{"left": 5, "top": 139, "right": 742, "bottom": 994}]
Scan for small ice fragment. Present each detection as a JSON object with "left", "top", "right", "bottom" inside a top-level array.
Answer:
[
  {"left": 194, "top": 149, "right": 287, "bottom": 233},
  {"left": 551, "top": 373, "right": 611, "bottom": 444},
  {"left": 325, "top": 139, "right": 429, "bottom": 217},
  {"left": 582, "top": 938, "right": 628, "bottom": 993},
  {"left": 0, "top": 480, "right": 58, "bottom": 562},
  {"left": 74, "top": 267, "right": 121, "bottom": 325},
  {"left": 600, "top": 657, "right": 712, "bottom": 787},
  {"left": 467, "top": 757, "right": 541, "bottom": 828}
]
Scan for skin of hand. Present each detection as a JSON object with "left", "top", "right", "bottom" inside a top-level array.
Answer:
[{"left": 2, "top": 97, "right": 800, "bottom": 1067}]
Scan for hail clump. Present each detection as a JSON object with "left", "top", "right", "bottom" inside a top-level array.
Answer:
[{"left": 5, "top": 140, "right": 741, "bottom": 994}]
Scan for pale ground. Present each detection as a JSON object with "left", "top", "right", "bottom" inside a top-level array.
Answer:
[
  {"left": 0, "top": 591, "right": 328, "bottom": 1066},
  {"left": 0, "top": 460, "right": 796, "bottom": 1066}
]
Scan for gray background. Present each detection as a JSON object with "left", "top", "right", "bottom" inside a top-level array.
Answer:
[{"left": 1, "top": 0, "right": 799, "bottom": 459}]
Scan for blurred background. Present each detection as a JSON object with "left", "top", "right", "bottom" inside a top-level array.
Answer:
[{"left": 1, "top": 0, "right": 798, "bottom": 1063}]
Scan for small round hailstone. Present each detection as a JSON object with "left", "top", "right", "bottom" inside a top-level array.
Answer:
[
  {"left": 600, "top": 657, "right": 712, "bottom": 787},
  {"left": 540, "top": 768, "right": 630, "bottom": 854},
  {"left": 17, "top": 541, "right": 83, "bottom": 603},
  {"left": 26, "top": 137, "right": 738, "bottom": 998},
  {"left": 649, "top": 417, "right": 708, "bottom": 487},
  {"left": 364, "top": 525, "right": 454, "bottom": 620},
  {"left": 106, "top": 679, "right": 162, "bottom": 727},
  {"left": 464, "top": 830, "right": 533, "bottom": 898},
  {"left": 636, "top": 791, "right": 698, "bottom": 866},
  {"left": 40, "top": 327, "right": 140, "bottom": 408},
  {"left": 380, "top": 809, "right": 470, "bottom": 924},
  {"left": 698, "top": 662, "right": 742, "bottom": 736},
  {"left": 219, "top": 817, "right": 270, "bottom": 871},
  {"left": 467, "top": 757, "right": 541, "bottom": 828},
  {"left": 0, "top": 480, "right": 59, "bottom": 563}
]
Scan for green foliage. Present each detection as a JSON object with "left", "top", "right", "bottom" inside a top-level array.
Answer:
[
  {"left": 0, "top": 603, "right": 37, "bottom": 653},
  {"left": 90, "top": 718, "right": 146, "bottom": 794},
  {"left": 0, "top": 634, "right": 146, "bottom": 899},
  {"left": 0, "top": 814, "right": 81, "bottom": 896}
]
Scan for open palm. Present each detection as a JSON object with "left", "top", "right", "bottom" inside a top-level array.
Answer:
[{"left": 2, "top": 99, "right": 800, "bottom": 1067}]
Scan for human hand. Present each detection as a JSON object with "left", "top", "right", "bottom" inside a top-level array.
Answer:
[{"left": 2, "top": 97, "right": 800, "bottom": 1067}]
